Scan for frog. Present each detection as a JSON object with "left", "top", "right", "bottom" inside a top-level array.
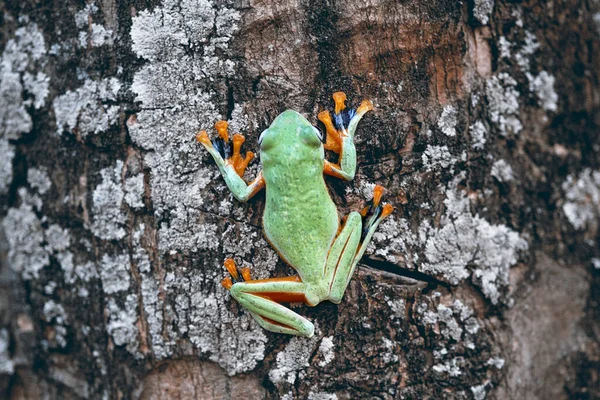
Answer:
[{"left": 196, "top": 92, "right": 393, "bottom": 337}]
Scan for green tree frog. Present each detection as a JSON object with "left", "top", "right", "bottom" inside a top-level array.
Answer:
[{"left": 197, "top": 92, "right": 393, "bottom": 337}]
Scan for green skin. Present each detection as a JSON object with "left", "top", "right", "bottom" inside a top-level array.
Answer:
[{"left": 200, "top": 107, "right": 388, "bottom": 337}]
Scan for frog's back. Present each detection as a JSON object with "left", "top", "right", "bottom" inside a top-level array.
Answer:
[{"left": 259, "top": 111, "right": 339, "bottom": 282}]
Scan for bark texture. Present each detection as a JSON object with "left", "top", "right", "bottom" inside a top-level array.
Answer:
[{"left": 0, "top": 0, "right": 599, "bottom": 399}]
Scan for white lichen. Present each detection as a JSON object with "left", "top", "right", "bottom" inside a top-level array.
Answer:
[
  {"left": 0, "top": 21, "right": 48, "bottom": 193},
  {"left": 470, "top": 121, "right": 487, "bottom": 150},
  {"left": 0, "top": 139, "right": 15, "bottom": 194},
  {"left": 317, "top": 336, "right": 335, "bottom": 367},
  {"left": 514, "top": 31, "right": 540, "bottom": 72},
  {"left": 308, "top": 392, "right": 338, "bottom": 400},
  {"left": 0, "top": 329, "right": 14, "bottom": 375},
  {"left": 269, "top": 335, "right": 319, "bottom": 384},
  {"left": 473, "top": 0, "right": 494, "bottom": 25},
  {"left": 437, "top": 105, "right": 458, "bottom": 137},
  {"left": 43, "top": 300, "right": 68, "bottom": 347},
  {"left": 420, "top": 174, "right": 528, "bottom": 303},
  {"left": 432, "top": 358, "right": 462, "bottom": 376},
  {"left": 3, "top": 200, "right": 49, "bottom": 279},
  {"left": 422, "top": 145, "right": 456, "bottom": 172},
  {"left": 527, "top": 71, "right": 558, "bottom": 112},
  {"left": 106, "top": 294, "right": 139, "bottom": 356},
  {"left": 561, "top": 169, "right": 600, "bottom": 230},
  {"left": 486, "top": 73, "right": 522, "bottom": 136},
  {"left": 471, "top": 384, "right": 487, "bottom": 400},
  {"left": 124, "top": 173, "right": 145, "bottom": 209},
  {"left": 491, "top": 159, "right": 515, "bottom": 182},
  {"left": 486, "top": 357, "right": 505, "bottom": 369},
  {"left": 99, "top": 253, "right": 131, "bottom": 294},
  {"left": 27, "top": 167, "right": 51, "bottom": 194},
  {"left": 91, "top": 161, "right": 127, "bottom": 240},
  {"left": 53, "top": 77, "right": 120, "bottom": 137}
]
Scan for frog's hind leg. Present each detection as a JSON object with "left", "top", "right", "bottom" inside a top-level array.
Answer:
[
  {"left": 326, "top": 185, "right": 394, "bottom": 304},
  {"left": 221, "top": 259, "right": 316, "bottom": 337}
]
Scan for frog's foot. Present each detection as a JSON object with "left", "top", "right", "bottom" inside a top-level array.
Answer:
[
  {"left": 360, "top": 184, "right": 394, "bottom": 240},
  {"left": 317, "top": 91, "right": 373, "bottom": 153},
  {"left": 196, "top": 120, "right": 254, "bottom": 178},
  {"left": 221, "top": 260, "right": 316, "bottom": 337},
  {"left": 221, "top": 258, "right": 252, "bottom": 289},
  {"left": 326, "top": 185, "right": 393, "bottom": 304}
]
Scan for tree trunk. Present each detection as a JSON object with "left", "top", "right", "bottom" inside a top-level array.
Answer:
[{"left": 1, "top": 0, "right": 599, "bottom": 399}]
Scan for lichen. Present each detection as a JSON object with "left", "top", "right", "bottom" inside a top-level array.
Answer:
[
  {"left": 99, "top": 253, "right": 131, "bottom": 294},
  {"left": 437, "top": 105, "right": 458, "bottom": 137},
  {"left": 124, "top": 173, "right": 145, "bottom": 209},
  {"left": 0, "top": 329, "right": 14, "bottom": 375},
  {"left": 106, "top": 294, "right": 140, "bottom": 356},
  {"left": 27, "top": 167, "right": 52, "bottom": 194},
  {"left": 473, "top": 0, "right": 494, "bottom": 25},
  {"left": 491, "top": 159, "right": 514, "bottom": 182},
  {"left": 53, "top": 77, "right": 121, "bottom": 137},
  {"left": 561, "top": 168, "right": 600, "bottom": 230},
  {"left": 470, "top": 121, "right": 487, "bottom": 150},
  {"left": 486, "top": 73, "right": 522, "bottom": 136},
  {"left": 0, "top": 139, "right": 15, "bottom": 194},
  {"left": 0, "top": 20, "right": 49, "bottom": 194},
  {"left": 3, "top": 198, "right": 49, "bottom": 279},
  {"left": 317, "top": 336, "right": 335, "bottom": 367},
  {"left": 471, "top": 384, "right": 487, "bottom": 400},
  {"left": 420, "top": 174, "right": 528, "bottom": 303},
  {"left": 90, "top": 161, "right": 127, "bottom": 240},
  {"left": 269, "top": 335, "right": 319, "bottom": 384},
  {"left": 43, "top": 300, "right": 68, "bottom": 348},
  {"left": 422, "top": 145, "right": 456, "bottom": 172},
  {"left": 308, "top": 392, "right": 338, "bottom": 400},
  {"left": 527, "top": 71, "right": 558, "bottom": 112}
]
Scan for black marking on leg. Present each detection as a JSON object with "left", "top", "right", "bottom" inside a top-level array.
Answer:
[
  {"left": 361, "top": 202, "right": 382, "bottom": 241},
  {"left": 333, "top": 108, "right": 356, "bottom": 130},
  {"left": 212, "top": 137, "right": 231, "bottom": 159},
  {"left": 315, "top": 121, "right": 327, "bottom": 144}
]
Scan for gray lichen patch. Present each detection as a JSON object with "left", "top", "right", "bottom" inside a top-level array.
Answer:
[
  {"left": 470, "top": 121, "right": 487, "bottom": 150},
  {"left": 27, "top": 167, "right": 52, "bottom": 194},
  {"left": 0, "top": 139, "right": 15, "bottom": 195},
  {"left": 527, "top": 71, "right": 558, "bottom": 112},
  {"left": 3, "top": 200, "right": 49, "bottom": 280},
  {"left": 106, "top": 294, "right": 140, "bottom": 356},
  {"left": 491, "top": 159, "right": 515, "bottom": 182},
  {"left": 124, "top": 174, "right": 145, "bottom": 209},
  {"left": 486, "top": 73, "right": 522, "bottom": 136},
  {"left": 561, "top": 168, "right": 600, "bottom": 230},
  {"left": 0, "top": 328, "right": 14, "bottom": 375},
  {"left": 473, "top": 0, "right": 494, "bottom": 25},
  {"left": 99, "top": 253, "right": 131, "bottom": 294},
  {"left": 437, "top": 105, "right": 458, "bottom": 137},
  {"left": 1, "top": 19, "right": 49, "bottom": 194},
  {"left": 127, "top": 0, "right": 272, "bottom": 374},
  {"left": 269, "top": 335, "right": 320, "bottom": 385},
  {"left": 420, "top": 174, "right": 528, "bottom": 303},
  {"left": 422, "top": 145, "right": 457, "bottom": 172},
  {"left": 90, "top": 161, "right": 127, "bottom": 240},
  {"left": 53, "top": 77, "right": 120, "bottom": 137}
]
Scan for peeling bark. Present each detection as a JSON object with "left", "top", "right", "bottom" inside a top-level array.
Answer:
[{"left": 0, "top": 0, "right": 599, "bottom": 399}]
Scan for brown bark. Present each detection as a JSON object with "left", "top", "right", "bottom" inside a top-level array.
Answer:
[{"left": 0, "top": 0, "right": 599, "bottom": 399}]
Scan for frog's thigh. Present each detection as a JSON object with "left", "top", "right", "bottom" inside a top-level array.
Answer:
[
  {"left": 229, "top": 280, "right": 315, "bottom": 337},
  {"left": 325, "top": 212, "right": 362, "bottom": 304}
]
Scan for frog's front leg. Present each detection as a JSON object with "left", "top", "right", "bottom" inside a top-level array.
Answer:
[
  {"left": 221, "top": 259, "right": 317, "bottom": 337},
  {"left": 196, "top": 121, "right": 265, "bottom": 201},
  {"left": 325, "top": 185, "right": 394, "bottom": 304},
  {"left": 317, "top": 92, "right": 373, "bottom": 181}
]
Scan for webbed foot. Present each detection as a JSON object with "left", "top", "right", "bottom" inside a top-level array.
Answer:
[
  {"left": 317, "top": 91, "right": 373, "bottom": 153},
  {"left": 360, "top": 185, "right": 394, "bottom": 240},
  {"left": 196, "top": 121, "right": 254, "bottom": 178}
]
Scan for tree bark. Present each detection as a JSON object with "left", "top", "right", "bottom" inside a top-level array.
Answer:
[{"left": 1, "top": 0, "right": 599, "bottom": 399}]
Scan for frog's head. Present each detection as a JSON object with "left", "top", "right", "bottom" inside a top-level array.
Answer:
[{"left": 258, "top": 110, "right": 323, "bottom": 158}]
